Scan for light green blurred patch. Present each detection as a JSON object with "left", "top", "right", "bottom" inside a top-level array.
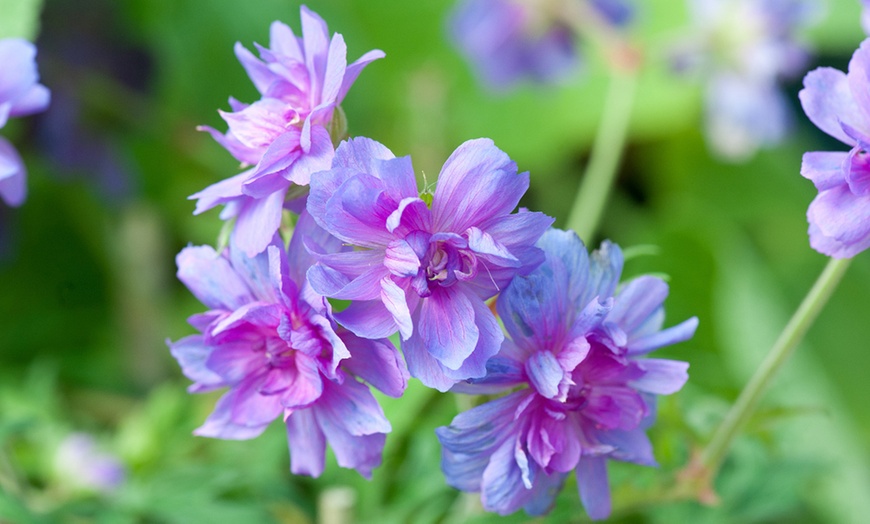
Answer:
[{"left": 0, "top": 0, "right": 43, "bottom": 39}]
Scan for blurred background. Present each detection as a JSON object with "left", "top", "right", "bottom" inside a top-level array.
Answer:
[{"left": 1, "top": 0, "right": 869, "bottom": 522}]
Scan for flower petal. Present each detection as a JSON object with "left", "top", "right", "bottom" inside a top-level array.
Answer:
[
  {"left": 177, "top": 245, "right": 254, "bottom": 311},
  {"left": 432, "top": 138, "right": 529, "bottom": 232},
  {"left": 286, "top": 408, "right": 326, "bottom": 477},
  {"left": 576, "top": 456, "right": 612, "bottom": 521},
  {"left": 799, "top": 66, "right": 861, "bottom": 145}
]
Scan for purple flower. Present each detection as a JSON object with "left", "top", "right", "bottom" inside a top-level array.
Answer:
[
  {"left": 448, "top": 0, "right": 632, "bottom": 90},
  {"left": 799, "top": 39, "right": 870, "bottom": 258},
  {"left": 864, "top": 0, "right": 870, "bottom": 35},
  {"left": 0, "top": 38, "right": 50, "bottom": 207},
  {"left": 436, "top": 230, "right": 697, "bottom": 519},
  {"left": 677, "top": 0, "right": 816, "bottom": 159},
  {"left": 168, "top": 212, "right": 407, "bottom": 478},
  {"left": 54, "top": 433, "right": 126, "bottom": 494},
  {"left": 306, "top": 137, "right": 553, "bottom": 391},
  {"left": 192, "top": 6, "right": 384, "bottom": 257}
]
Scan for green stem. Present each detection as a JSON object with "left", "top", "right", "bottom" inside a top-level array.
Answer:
[
  {"left": 566, "top": 71, "right": 637, "bottom": 243},
  {"left": 700, "top": 256, "right": 852, "bottom": 475}
]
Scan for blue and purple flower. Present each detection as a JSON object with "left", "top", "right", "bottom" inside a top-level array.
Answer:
[
  {"left": 168, "top": 212, "right": 407, "bottom": 477},
  {"left": 799, "top": 39, "right": 870, "bottom": 258},
  {"left": 436, "top": 229, "right": 697, "bottom": 519},
  {"left": 676, "top": 0, "right": 817, "bottom": 160},
  {"left": 0, "top": 38, "right": 50, "bottom": 207},
  {"left": 192, "top": 6, "right": 384, "bottom": 256},
  {"left": 306, "top": 137, "right": 553, "bottom": 391},
  {"left": 448, "top": 0, "right": 633, "bottom": 90}
]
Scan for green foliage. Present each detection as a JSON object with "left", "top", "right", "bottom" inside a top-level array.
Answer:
[{"left": 2, "top": 0, "right": 870, "bottom": 522}]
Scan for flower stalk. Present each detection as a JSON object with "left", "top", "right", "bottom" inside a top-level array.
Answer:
[
  {"left": 566, "top": 69, "right": 637, "bottom": 243},
  {"left": 699, "top": 256, "right": 852, "bottom": 478}
]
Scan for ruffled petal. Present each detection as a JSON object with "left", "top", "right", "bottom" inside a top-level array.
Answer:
[{"left": 432, "top": 138, "right": 529, "bottom": 232}]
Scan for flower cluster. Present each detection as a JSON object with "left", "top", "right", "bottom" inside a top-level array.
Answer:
[
  {"left": 170, "top": 5, "right": 696, "bottom": 518},
  {"left": 448, "top": 0, "right": 633, "bottom": 90},
  {"left": 799, "top": 39, "right": 870, "bottom": 258},
  {"left": 675, "top": 0, "right": 817, "bottom": 160},
  {"left": 170, "top": 214, "right": 406, "bottom": 477},
  {"left": 0, "top": 38, "right": 50, "bottom": 207},
  {"left": 437, "top": 230, "right": 696, "bottom": 519}
]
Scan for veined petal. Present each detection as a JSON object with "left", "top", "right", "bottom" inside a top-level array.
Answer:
[
  {"left": 432, "top": 138, "right": 529, "bottom": 232},
  {"left": 418, "top": 286, "right": 479, "bottom": 369}
]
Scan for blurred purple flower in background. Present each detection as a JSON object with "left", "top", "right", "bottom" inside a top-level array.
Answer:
[
  {"left": 799, "top": 39, "right": 870, "bottom": 258},
  {"left": 863, "top": 0, "right": 870, "bottom": 35},
  {"left": 54, "top": 433, "right": 126, "bottom": 495},
  {"left": 0, "top": 38, "right": 50, "bottom": 208},
  {"left": 675, "top": 0, "right": 817, "bottom": 160},
  {"left": 169, "top": 212, "right": 407, "bottom": 477},
  {"left": 307, "top": 137, "right": 553, "bottom": 391},
  {"left": 193, "top": 6, "right": 385, "bottom": 257},
  {"left": 448, "top": 0, "right": 633, "bottom": 90},
  {"left": 437, "top": 230, "right": 696, "bottom": 519}
]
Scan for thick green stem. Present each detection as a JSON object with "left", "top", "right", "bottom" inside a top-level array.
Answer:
[
  {"left": 700, "top": 256, "right": 852, "bottom": 475},
  {"left": 566, "top": 71, "right": 637, "bottom": 243}
]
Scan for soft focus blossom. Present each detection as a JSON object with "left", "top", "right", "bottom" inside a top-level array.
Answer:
[
  {"left": 436, "top": 230, "right": 697, "bottom": 519},
  {"left": 54, "top": 433, "right": 126, "bottom": 495},
  {"left": 0, "top": 38, "right": 50, "bottom": 207},
  {"left": 307, "top": 137, "right": 553, "bottom": 391},
  {"left": 799, "top": 39, "right": 870, "bottom": 258},
  {"left": 192, "top": 6, "right": 384, "bottom": 256},
  {"left": 863, "top": 0, "right": 870, "bottom": 35},
  {"left": 676, "top": 0, "right": 817, "bottom": 160},
  {"left": 168, "top": 212, "right": 407, "bottom": 477},
  {"left": 448, "top": 0, "right": 632, "bottom": 90}
]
